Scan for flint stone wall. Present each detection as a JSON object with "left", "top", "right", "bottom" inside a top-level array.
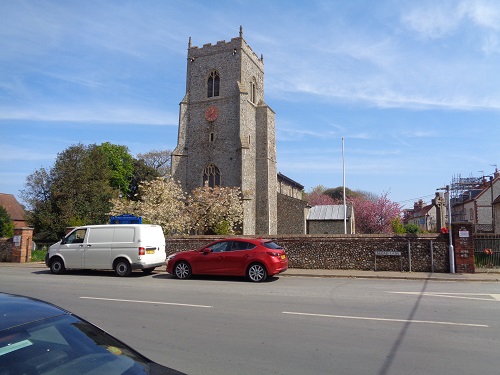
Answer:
[{"left": 165, "top": 233, "right": 449, "bottom": 273}]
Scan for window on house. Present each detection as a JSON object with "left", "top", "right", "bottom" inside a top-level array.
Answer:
[
  {"left": 207, "top": 70, "right": 220, "bottom": 98},
  {"left": 203, "top": 164, "right": 221, "bottom": 187},
  {"left": 469, "top": 208, "right": 474, "bottom": 221}
]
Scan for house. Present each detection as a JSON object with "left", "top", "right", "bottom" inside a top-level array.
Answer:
[
  {"left": 0, "top": 193, "right": 27, "bottom": 228},
  {"left": 404, "top": 193, "right": 446, "bottom": 232},
  {"left": 451, "top": 171, "right": 500, "bottom": 233},
  {"left": 306, "top": 204, "right": 355, "bottom": 234},
  {"left": 404, "top": 200, "right": 434, "bottom": 231},
  {"left": 493, "top": 195, "right": 500, "bottom": 234}
]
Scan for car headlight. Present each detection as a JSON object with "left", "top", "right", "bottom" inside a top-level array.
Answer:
[{"left": 167, "top": 254, "right": 176, "bottom": 261}]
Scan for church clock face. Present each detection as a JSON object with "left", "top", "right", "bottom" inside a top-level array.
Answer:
[{"left": 205, "top": 106, "right": 219, "bottom": 122}]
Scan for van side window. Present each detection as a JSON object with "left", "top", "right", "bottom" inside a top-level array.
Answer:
[{"left": 65, "top": 229, "right": 87, "bottom": 244}]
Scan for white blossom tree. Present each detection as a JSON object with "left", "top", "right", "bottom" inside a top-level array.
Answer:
[
  {"left": 185, "top": 184, "right": 243, "bottom": 234},
  {"left": 110, "top": 177, "right": 187, "bottom": 234}
]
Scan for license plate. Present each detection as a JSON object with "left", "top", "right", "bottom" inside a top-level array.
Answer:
[
  {"left": 280, "top": 255, "right": 286, "bottom": 260},
  {"left": 146, "top": 250, "right": 155, "bottom": 254}
]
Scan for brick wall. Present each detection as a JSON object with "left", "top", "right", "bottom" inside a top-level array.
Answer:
[
  {"left": 165, "top": 233, "right": 449, "bottom": 272},
  {"left": 0, "top": 227, "right": 34, "bottom": 263}
]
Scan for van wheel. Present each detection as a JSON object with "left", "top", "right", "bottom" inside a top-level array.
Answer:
[
  {"left": 174, "top": 261, "right": 191, "bottom": 279},
  {"left": 142, "top": 267, "right": 155, "bottom": 275},
  {"left": 114, "top": 259, "right": 131, "bottom": 277},
  {"left": 50, "top": 257, "right": 66, "bottom": 275}
]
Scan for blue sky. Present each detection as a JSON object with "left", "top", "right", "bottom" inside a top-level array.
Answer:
[{"left": 1, "top": 0, "right": 499, "bottom": 209}]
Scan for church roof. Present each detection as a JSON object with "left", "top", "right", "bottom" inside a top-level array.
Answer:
[{"left": 277, "top": 172, "right": 304, "bottom": 190}]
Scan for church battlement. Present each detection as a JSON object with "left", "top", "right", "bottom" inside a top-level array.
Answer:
[{"left": 187, "top": 27, "right": 263, "bottom": 67}]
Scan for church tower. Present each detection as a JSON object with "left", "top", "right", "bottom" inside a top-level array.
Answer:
[{"left": 171, "top": 27, "right": 277, "bottom": 235}]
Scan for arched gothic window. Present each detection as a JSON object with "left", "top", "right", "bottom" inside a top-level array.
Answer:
[
  {"left": 203, "top": 164, "right": 220, "bottom": 187},
  {"left": 207, "top": 70, "right": 220, "bottom": 98},
  {"left": 250, "top": 77, "right": 257, "bottom": 104}
]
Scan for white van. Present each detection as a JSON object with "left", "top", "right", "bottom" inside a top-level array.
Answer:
[{"left": 45, "top": 224, "right": 166, "bottom": 277}]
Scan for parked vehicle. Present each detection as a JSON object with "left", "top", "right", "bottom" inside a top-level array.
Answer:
[
  {"left": 166, "top": 238, "right": 288, "bottom": 282},
  {"left": 0, "top": 293, "right": 185, "bottom": 374},
  {"left": 45, "top": 224, "right": 166, "bottom": 277}
]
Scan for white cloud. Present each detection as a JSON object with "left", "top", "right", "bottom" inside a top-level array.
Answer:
[{"left": 0, "top": 105, "right": 177, "bottom": 126}]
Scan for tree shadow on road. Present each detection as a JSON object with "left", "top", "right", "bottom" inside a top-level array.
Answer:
[{"left": 376, "top": 278, "right": 430, "bottom": 375}]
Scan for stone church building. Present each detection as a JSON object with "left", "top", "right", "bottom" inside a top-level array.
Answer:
[{"left": 171, "top": 27, "right": 307, "bottom": 235}]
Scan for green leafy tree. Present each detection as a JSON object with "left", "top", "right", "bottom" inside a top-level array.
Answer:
[
  {"left": 128, "top": 159, "right": 160, "bottom": 200},
  {"left": 22, "top": 144, "right": 114, "bottom": 240},
  {"left": 0, "top": 206, "right": 15, "bottom": 238},
  {"left": 21, "top": 168, "right": 57, "bottom": 240},
  {"left": 391, "top": 217, "right": 406, "bottom": 234},
  {"left": 97, "top": 142, "right": 134, "bottom": 197},
  {"left": 323, "top": 186, "right": 364, "bottom": 201},
  {"left": 404, "top": 223, "right": 421, "bottom": 234}
]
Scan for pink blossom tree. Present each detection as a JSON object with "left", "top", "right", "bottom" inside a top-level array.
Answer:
[{"left": 349, "top": 192, "right": 402, "bottom": 234}]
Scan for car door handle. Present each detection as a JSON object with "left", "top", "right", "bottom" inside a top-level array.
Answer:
[{"left": 86, "top": 244, "right": 91, "bottom": 247}]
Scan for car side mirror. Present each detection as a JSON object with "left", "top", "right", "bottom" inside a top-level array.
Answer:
[
  {"left": 201, "top": 248, "right": 212, "bottom": 254},
  {"left": 61, "top": 237, "right": 67, "bottom": 245}
]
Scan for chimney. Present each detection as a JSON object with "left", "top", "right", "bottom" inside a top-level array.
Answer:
[{"left": 414, "top": 199, "right": 424, "bottom": 210}]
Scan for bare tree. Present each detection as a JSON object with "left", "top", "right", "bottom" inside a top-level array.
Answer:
[{"left": 136, "top": 149, "right": 171, "bottom": 177}]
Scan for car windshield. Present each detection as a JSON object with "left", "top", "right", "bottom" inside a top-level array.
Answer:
[
  {"left": 263, "top": 241, "right": 282, "bottom": 249},
  {"left": 0, "top": 314, "right": 151, "bottom": 375}
]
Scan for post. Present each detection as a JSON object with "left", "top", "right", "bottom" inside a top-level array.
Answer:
[
  {"left": 446, "top": 185, "right": 455, "bottom": 273},
  {"left": 407, "top": 240, "right": 411, "bottom": 272},
  {"left": 437, "top": 185, "right": 455, "bottom": 273},
  {"left": 430, "top": 240, "right": 434, "bottom": 273}
]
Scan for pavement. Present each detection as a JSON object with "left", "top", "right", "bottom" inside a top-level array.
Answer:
[{"left": 3, "top": 262, "right": 500, "bottom": 282}]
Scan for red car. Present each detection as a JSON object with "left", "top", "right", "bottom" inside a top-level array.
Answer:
[{"left": 166, "top": 238, "right": 288, "bottom": 282}]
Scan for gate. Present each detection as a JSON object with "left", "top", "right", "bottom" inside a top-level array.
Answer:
[{"left": 473, "top": 234, "right": 500, "bottom": 271}]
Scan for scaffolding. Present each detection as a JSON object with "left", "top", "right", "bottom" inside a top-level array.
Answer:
[{"left": 450, "top": 174, "right": 484, "bottom": 222}]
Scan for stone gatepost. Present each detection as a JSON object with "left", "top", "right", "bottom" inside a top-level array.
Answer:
[
  {"left": 11, "top": 227, "right": 34, "bottom": 263},
  {"left": 451, "top": 222, "right": 475, "bottom": 273}
]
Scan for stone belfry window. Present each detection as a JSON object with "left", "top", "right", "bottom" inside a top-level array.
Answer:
[
  {"left": 207, "top": 70, "right": 220, "bottom": 98},
  {"left": 203, "top": 164, "right": 221, "bottom": 187},
  {"left": 250, "top": 77, "right": 257, "bottom": 103}
]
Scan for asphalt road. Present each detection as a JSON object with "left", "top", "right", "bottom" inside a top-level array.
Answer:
[{"left": 1, "top": 266, "right": 498, "bottom": 375}]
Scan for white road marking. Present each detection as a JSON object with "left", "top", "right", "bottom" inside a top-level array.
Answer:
[
  {"left": 80, "top": 296, "right": 213, "bottom": 308},
  {"left": 282, "top": 311, "right": 489, "bottom": 327},
  {"left": 388, "top": 291, "right": 500, "bottom": 302}
]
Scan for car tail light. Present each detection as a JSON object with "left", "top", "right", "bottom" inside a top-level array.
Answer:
[
  {"left": 266, "top": 251, "right": 281, "bottom": 257},
  {"left": 138, "top": 247, "right": 146, "bottom": 256}
]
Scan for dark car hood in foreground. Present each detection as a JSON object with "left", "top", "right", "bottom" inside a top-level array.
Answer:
[
  {"left": 0, "top": 293, "right": 68, "bottom": 331},
  {"left": 0, "top": 293, "right": 187, "bottom": 375}
]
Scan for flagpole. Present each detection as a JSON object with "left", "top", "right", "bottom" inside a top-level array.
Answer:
[{"left": 342, "top": 137, "right": 347, "bottom": 234}]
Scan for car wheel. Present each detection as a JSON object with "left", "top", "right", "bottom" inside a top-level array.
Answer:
[
  {"left": 50, "top": 257, "right": 66, "bottom": 275},
  {"left": 247, "top": 263, "right": 267, "bottom": 282},
  {"left": 114, "top": 259, "right": 132, "bottom": 277},
  {"left": 142, "top": 267, "right": 155, "bottom": 275},
  {"left": 174, "top": 261, "right": 191, "bottom": 279}
]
